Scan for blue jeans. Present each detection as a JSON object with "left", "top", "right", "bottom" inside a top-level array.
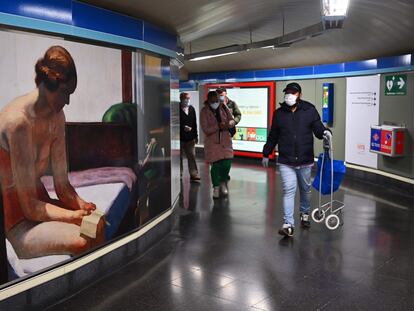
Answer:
[{"left": 279, "top": 164, "right": 312, "bottom": 226}]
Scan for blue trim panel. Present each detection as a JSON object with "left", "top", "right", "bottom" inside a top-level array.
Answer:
[
  {"left": 143, "top": 22, "right": 177, "bottom": 52},
  {"left": 285, "top": 66, "right": 314, "bottom": 76},
  {"left": 225, "top": 70, "right": 255, "bottom": 80},
  {"left": 314, "top": 63, "right": 345, "bottom": 74},
  {"left": 255, "top": 69, "right": 285, "bottom": 78},
  {"left": 189, "top": 54, "right": 414, "bottom": 83},
  {"left": 0, "top": 0, "right": 178, "bottom": 55},
  {"left": 179, "top": 80, "right": 198, "bottom": 90},
  {"left": 0, "top": 13, "right": 177, "bottom": 58},
  {"left": 72, "top": 1, "right": 142, "bottom": 40},
  {"left": 345, "top": 59, "right": 378, "bottom": 72},
  {"left": 378, "top": 54, "right": 411, "bottom": 69},
  {"left": 0, "top": 0, "right": 72, "bottom": 24}
]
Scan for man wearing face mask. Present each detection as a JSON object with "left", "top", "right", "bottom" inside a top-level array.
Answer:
[
  {"left": 262, "top": 82, "right": 332, "bottom": 237},
  {"left": 200, "top": 91, "right": 235, "bottom": 199},
  {"left": 180, "top": 92, "right": 200, "bottom": 181},
  {"left": 216, "top": 88, "right": 242, "bottom": 135}
]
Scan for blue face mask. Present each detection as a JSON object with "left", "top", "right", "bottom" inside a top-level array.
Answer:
[{"left": 219, "top": 95, "right": 225, "bottom": 102}]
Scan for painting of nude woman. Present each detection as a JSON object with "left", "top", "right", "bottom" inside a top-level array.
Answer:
[{"left": 0, "top": 46, "right": 105, "bottom": 259}]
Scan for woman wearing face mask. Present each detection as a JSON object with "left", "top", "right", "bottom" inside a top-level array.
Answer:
[
  {"left": 200, "top": 91, "right": 235, "bottom": 199},
  {"left": 179, "top": 92, "right": 200, "bottom": 181},
  {"left": 262, "top": 82, "right": 332, "bottom": 237}
]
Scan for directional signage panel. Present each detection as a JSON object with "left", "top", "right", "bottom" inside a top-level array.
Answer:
[{"left": 385, "top": 74, "right": 407, "bottom": 96}]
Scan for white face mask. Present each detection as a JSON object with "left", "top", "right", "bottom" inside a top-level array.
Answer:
[
  {"left": 210, "top": 102, "right": 220, "bottom": 110},
  {"left": 219, "top": 95, "right": 225, "bottom": 102},
  {"left": 182, "top": 99, "right": 190, "bottom": 106},
  {"left": 284, "top": 94, "right": 297, "bottom": 106}
]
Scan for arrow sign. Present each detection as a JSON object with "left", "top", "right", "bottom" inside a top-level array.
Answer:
[
  {"left": 385, "top": 74, "right": 407, "bottom": 96},
  {"left": 397, "top": 77, "right": 405, "bottom": 89}
]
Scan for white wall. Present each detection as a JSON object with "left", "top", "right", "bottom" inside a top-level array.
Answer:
[{"left": 0, "top": 31, "right": 122, "bottom": 122}]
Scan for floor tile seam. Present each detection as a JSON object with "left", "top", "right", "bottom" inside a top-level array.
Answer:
[
  {"left": 168, "top": 282, "right": 236, "bottom": 299},
  {"left": 389, "top": 296, "right": 410, "bottom": 311},
  {"left": 371, "top": 271, "right": 414, "bottom": 283},
  {"left": 179, "top": 291, "right": 260, "bottom": 310}
]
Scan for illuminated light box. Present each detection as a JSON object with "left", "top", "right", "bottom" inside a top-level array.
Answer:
[{"left": 205, "top": 82, "right": 276, "bottom": 158}]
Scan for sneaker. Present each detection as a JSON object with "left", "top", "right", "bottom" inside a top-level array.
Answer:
[
  {"left": 278, "top": 224, "right": 294, "bottom": 237},
  {"left": 220, "top": 182, "right": 228, "bottom": 196},
  {"left": 213, "top": 187, "right": 220, "bottom": 199},
  {"left": 300, "top": 213, "right": 311, "bottom": 228}
]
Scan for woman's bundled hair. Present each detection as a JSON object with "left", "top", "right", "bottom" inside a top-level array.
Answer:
[
  {"left": 35, "top": 45, "right": 77, "bottom": 92},
  {"left": 207, "top": 90, "right": 218, "bottom": 101}
]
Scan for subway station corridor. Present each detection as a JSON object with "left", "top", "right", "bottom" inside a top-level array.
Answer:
[{"left": 48, "top": 159, "right": 414, "bottom": 311}]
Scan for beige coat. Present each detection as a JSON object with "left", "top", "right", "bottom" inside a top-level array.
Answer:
[{"left": 200, "top": 102, "right": 234, "bottom": 163}]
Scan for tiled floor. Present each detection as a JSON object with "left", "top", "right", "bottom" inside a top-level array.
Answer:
[{"left": 49, "top": 159, "right": 414, "bottom": 310}]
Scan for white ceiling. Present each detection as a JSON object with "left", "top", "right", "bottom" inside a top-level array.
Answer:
[{"left": 81, "top": 0, "right": 414, "bottom": 74}]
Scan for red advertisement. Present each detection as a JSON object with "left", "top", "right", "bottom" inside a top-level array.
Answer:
[{"left": 380, "top": 130, "right": 392, "bottom": 154}]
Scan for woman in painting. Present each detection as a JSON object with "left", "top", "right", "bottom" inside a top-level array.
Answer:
[{"left": 0, "top": 45, "right": 104, "bottom": 258}]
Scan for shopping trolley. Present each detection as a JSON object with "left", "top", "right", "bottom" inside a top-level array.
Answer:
[{"left": 311, "top": 135, "right": 346, "bottom": 230}]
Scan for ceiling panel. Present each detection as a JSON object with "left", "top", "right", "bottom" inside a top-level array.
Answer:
[{"left": 81, "top": 0, "right": 414, "bottom": 73}]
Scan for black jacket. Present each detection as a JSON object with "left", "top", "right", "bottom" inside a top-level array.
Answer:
[
  {"left": 180, "top": 105, "right": 198, "bottom": 142},
  {"left": 263, "top": 100, "right": 328, "bottom": 166}
]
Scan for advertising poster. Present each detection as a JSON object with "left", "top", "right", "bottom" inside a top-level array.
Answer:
[
  {"left": 345, "top": 75, "right": 380, "bottom": 168},
  {"left": 206, "top": 82, "right": 275, "bottom": 157},
  {"left": 0, "top": 30, "right": 171, "bottom": 286}
]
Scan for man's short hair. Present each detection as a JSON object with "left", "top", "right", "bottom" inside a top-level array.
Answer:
[
  {"left": 216, "top": 87, "right": 227, "bottom": 94},
  {"left": 180, "top": 92, "right": 189, "bottom": 101}
]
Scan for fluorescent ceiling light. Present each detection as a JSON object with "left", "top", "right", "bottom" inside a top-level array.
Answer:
[
  {"left": 260, "top": 45, "right": 274, "bottom": 49},
  {"left": 189, "top": 52, "right": 238, "bottom": 61},
  {"left": 322, "top": 0, "right": 350, "bottom": 17}
]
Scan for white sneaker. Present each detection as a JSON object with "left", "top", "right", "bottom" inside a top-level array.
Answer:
[
  {"left": 213, "top": 187, "right": 220, "bottom": 199},
  {"left": 220, "top": 182, "right": 228, "bottom": 196}
]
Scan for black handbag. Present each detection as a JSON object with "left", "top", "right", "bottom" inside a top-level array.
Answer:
[{"left": 228, "top": 126, "right": 236, "bottom": 137}]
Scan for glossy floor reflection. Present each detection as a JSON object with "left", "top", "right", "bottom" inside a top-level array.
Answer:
[{"left": 49, "top": 159, "right": 414, "bottom": 311}]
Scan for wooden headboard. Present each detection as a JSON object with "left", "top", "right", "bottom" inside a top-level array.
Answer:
[{"left": 66, "top": 122, "right": 135, "bottom": 172}]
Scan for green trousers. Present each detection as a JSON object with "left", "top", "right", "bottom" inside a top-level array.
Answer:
[{"left": 211, "top": 159, "right": 232, "bottom": 187}]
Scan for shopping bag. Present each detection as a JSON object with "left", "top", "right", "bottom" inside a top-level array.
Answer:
[{"left": 312, "top": 152, "right": 346, "bottom": 195}]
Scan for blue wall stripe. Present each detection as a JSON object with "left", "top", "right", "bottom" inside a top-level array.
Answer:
[
  {"left": 143, "top": 22, "right": 177, "bottom": 52},
  {"left": 71, "top": 27, "right": 177, "bottom": 58},
  {"left": 225, "top": 70, "right": 255, "bottom": 80},
  {"left": 188, "top": 54, "right": 414, "bottom": 83},
  {"left": 378, "top": 54, "right": 411, "bottom": 69},
  {"left": 254, "top": 69, "right": 285, "bottom": 79},
  {"left": 188, "top": 65, "right": 414, "bottom": 83},
  {"left": 72, "top": 1, "right": 143, "bottom": 40},
  {"left": 0, "top": 0, "right": 72, "bottom": 24},
  {"left": 0, "top": 12, "right": 177, "bottom": 58},
  {"left": 345, "top": 59, "right": 378, "bottom": 72},
  {"left": 313, "top": 63, "right": 345, "bottom": 74},
  {"left": 0, "top": 0, "right": 177, "bottom": 56},
  {"left": 285, "top": 66, "right": 314, "bottom": 76}
]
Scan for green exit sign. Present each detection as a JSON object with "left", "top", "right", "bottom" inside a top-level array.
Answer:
[{"left": 385, "top": 74, "right": 407, "bottom": 96}]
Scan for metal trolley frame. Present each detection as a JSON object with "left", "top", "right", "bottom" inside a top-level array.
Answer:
[{"left": 311, "top": 136, "right": 345, "bottom": 230}]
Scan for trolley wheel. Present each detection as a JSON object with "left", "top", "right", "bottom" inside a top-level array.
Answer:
[
  {"left": 311, "top": 208, "right": 325, "bottom": 223},
  {"left": 325, "top": 214, "right": 340, "bottom": 230}
]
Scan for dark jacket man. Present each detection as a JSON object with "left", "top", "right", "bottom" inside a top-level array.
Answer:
[{"left": 262, "top": 99, "right": 328, "bottom": 166}]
